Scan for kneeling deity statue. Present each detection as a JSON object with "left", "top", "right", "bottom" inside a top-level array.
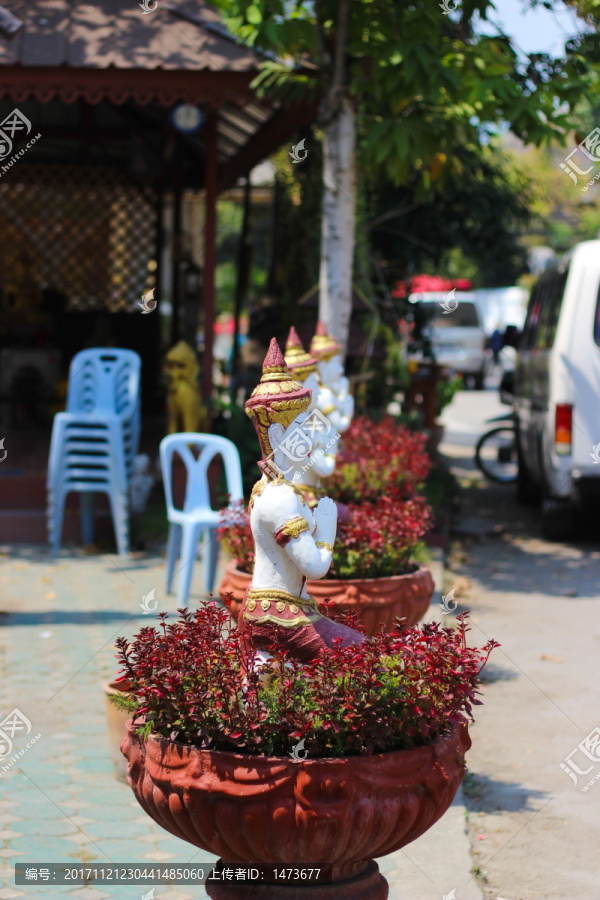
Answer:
[
  {"left": 240, "top": 338, "right": 365, "bottom": 660},
  {"left": 284, "top": 326, "right": 339, "bottom": 507},
  {"left": 310, "top": 321, "right": 354, "bottom": 434}
]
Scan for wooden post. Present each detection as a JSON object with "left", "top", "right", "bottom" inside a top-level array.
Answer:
[
  {"left": 151, "top": 169, "right": 164, "bottom": 408},
  {"left": 231, "top": 176, "right": 252, "bottom": 399},
  {"left": 266, "top": 175, "right": 280, "bottom": 296},
  {"left": 202, "top": 109, "right": 218, "bottom": 405},
  {"left": 170, "top": 133, "right": 183, "bottom": 347}
]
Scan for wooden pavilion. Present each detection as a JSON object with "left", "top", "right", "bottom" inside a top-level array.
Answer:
[{"left": 0, "top": 0, "right": 317, "bottom": 412}]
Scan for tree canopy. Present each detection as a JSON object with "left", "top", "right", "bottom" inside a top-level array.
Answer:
[
  {"left": 216, "top": 0, "right": 600, "bottom": 187},
  {"left": 366, "top": 143, "right": 534, "bottom": 287}
]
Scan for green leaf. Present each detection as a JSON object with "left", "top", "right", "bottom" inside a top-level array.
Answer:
[
  {"left": 246, "top": 4, "right": 262, "bottom": 25},
  {"left": 373, "top": 132, "right": 395, "bottom": 166},
  {"left": 393, "top": 127, "right": 407, "bottom": 160}
]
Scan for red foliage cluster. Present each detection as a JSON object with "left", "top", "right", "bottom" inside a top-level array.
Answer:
[
  {"left": 327, "top": 417, "right": 431, "bottom": 504},
  {"left": 217, "top": 501, "right": 254, "bottom": 573},
  {"left": 332, "top": 494, "right": 432, "bottom": 579},
  {"left": 115, "top": 604, "right": 498, "bottom": 758}
]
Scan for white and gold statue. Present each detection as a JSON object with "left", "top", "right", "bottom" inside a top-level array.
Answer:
[
  {"left": 284, "top": 326, "right": 339, "bottom": 507},
  {"left": 239, "top": 338, "right": 364, "bottom": 660},
  {"left": 310, "top": 321, "right": 354, "bottom": 434}
]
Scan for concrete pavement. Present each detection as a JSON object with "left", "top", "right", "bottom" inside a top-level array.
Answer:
[
  {"left": 0, "top": 546, "right": 221, "bottom": 900},
  {"left": 439, "top": 388, "right": 600, "bottom": 900}
]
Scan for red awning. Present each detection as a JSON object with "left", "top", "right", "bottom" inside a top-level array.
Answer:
[{"left": 393, "top": 275, "right": 473, "bottom": 298}]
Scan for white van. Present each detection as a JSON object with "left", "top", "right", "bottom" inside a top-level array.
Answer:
[
  {"left": 512, "top": 239, "right": 600, "bottom": 538},
  {"left": 409, "top": 292, "right": 486, "bottom": 388}
]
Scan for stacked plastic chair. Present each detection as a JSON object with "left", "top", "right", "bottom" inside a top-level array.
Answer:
[
  {"left": 47, "top": 349, "right": 141, "bottom": 557},
  {"left": 160, "top": 434, "right": 243, "bottom": 606}
]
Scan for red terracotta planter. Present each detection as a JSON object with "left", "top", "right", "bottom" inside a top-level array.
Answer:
[
  {"left": 122, "top": 721, "right": 469, "bottom": 898},
  {"left": 218, "top": 561, "right": 434, "bottom": 635}
]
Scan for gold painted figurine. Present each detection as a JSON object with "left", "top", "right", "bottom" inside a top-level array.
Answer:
[{"left": 164, "top": 341, "right": 209, "bottom": 434}]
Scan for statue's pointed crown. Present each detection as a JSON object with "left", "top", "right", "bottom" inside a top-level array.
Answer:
[
  {"left": 284, "top": 327, "right": 319, "bottom": 382},
  {"left": 245, "top": 338, "right": 312, "bottom": 460},
  {"left": 310, "top": 320, "right": 341, "bottom": 361},
  {"left": 261, "top": 337, "right": 288, "bottom": 379}
]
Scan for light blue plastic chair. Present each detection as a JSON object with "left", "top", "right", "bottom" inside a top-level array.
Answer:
[
  {"left": 160, "top": 433, "right": 244, "bottom": 606},
  {"left": 47, "top": 349, "right": 141, "bottom": 557}
]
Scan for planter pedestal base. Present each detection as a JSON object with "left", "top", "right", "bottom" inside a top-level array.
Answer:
[{"left": 206, "top": 860, "right": 387, "bottom": 900}]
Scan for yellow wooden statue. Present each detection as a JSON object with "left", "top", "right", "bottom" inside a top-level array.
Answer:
[{"left": 164, "top": 341, "right": 209, "bottom": 434}]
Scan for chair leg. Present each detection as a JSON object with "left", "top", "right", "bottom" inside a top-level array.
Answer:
[
  {"left": 47, "top": 488, "right": 66, "bottom": 556},
  {"left": 165, "top": 523, "right": 182, "bottom": 595},
  {"left": 80, "top": 493, "right": 96, "bottom": 545},
  {"left": 109, "top": 491, "right": 130, "bottom": 557},
  {"left": 201, "top": 528, "right": 220, "bottom": 595},
  {"left": 176, "top": 523, "right": 202, "bottom": 608}
]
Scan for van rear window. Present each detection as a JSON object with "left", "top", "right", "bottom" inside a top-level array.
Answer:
[
  {"left": 595, "top": 281, "right": 600, "bottom": 346},
  {"left": 421, "top": 303, "right": 480, "bottom": 328},
  {"left": 523, "top": 265, "right": 568, "bottom": 350}
]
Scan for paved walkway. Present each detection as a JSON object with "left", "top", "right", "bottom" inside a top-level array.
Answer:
[
  {"left": 0, "top": 546, "right": 218, "bottom": 900},
  {"left": 0, "top": 542, "right": 479, "bottom": 900},
  {"left": 439, "top": 388, "right": 600, "bottom": 899}
]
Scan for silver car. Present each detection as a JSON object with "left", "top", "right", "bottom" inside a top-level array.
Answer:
[{"left": 409, "top": 293, "right": 486, "bottom": 388}]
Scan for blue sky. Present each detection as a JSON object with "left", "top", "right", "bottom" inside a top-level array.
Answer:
[{"left": 477, "top": 0, "right": 588, "bottom": 55}]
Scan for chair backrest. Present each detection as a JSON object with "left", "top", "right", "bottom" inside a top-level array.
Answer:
[
  {"left": 66, "top": 349, "right": 141, "bottom": 421},
  {"left": 160, "top": 433, "right": 244, "bottom": 516}
]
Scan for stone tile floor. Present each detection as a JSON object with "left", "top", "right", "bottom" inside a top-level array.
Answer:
[{"left": 0, "top": 546, "right": 218, "bottom": 900}]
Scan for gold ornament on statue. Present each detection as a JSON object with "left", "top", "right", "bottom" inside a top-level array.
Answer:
[
  {"left": 309, "top": 320, "right": 341, "bottom": 361},
  {"left": 284, "top": 326, "right": 319, "bottom": 382},
  {"left": 244, "top": 338, "right": 311, "bottom": 462}
]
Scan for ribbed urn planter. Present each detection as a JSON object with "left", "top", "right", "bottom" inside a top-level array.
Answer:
[
  {"left": 121, "top": 720, "right": 470, "bottom": 900},
  {"left": 218, "top": 561, "right": 434, "bottom": 635}
]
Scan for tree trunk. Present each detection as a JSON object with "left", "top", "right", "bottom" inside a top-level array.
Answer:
[{"left": 318, "top": 94, "right": 356, "bottom": 356}]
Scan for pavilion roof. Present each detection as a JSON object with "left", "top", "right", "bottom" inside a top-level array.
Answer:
[
  {"left": 0, "top": 1, "right": 257, "bottom": 72},
  {"left": 0, "top": 0, "right": 317, "bottom": 188}
]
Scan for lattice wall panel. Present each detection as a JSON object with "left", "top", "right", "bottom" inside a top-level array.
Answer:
[{"left": 0, "top": 165, "right": 157, "bottom": 312}]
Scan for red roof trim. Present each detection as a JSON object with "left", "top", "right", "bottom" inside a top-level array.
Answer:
[{"left": 0, "top": 65, "right": 261, "bottom": 107}]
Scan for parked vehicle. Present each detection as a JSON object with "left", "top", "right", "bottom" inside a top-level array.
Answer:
[
  {"left": 408, "top": 293, "right": 486, "bottom": 388},
  {"left": 508, "top": 239, "right": 600, "bottom": 539}
]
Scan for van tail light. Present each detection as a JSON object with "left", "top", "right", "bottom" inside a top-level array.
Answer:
[{"left": 555, "top": 404, "right": 572, "bottom": 455}]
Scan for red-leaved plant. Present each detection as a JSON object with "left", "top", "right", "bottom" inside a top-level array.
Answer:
[
  {"left": 217, "top": 494, "right": 431, "bottom": 579},
  {"left": 217, "top": 501, "right": 255, "bottom": 572},
  {"left": 329, "top": 494, "right": 431, "bottom": 579},
  {"left": 327, "top": 417, "right": 431, "bottom": 504},
  {"left": 114, "top": 604, "right": 498, "bottom": 758}
]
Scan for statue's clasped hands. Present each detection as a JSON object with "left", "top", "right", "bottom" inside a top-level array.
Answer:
[{"left": 313, "top": 496, "right": 337, "bottom": 550}]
